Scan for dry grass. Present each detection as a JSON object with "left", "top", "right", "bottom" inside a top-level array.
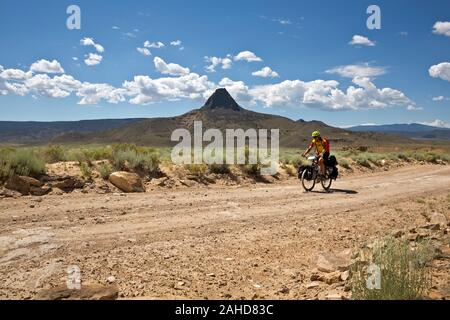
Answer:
[
  {"left": 351, "top": 237, "right": 434, "bottom": 300},
  {"left": 0, "top": 148, "right": 46, "bottom": 179}
]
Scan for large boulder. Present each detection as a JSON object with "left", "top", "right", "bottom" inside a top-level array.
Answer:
[
  {"left": 109, "top": 171, "right": 145, "bottom": 193},
  {"left": 5, "top": 175, "right": 42, "bottom": 195}
]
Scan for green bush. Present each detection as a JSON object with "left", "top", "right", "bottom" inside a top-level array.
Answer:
[
  {"left": 112, "top": 149, "right": 135, "bottom": 170},
  {"left": 111, "top": 144, "right": 160, "bottom": 175},
  {"left": 339, "top": 158, "right": 351, "bottom": 169},
  {"left": 353, "top": 155, "right": 371, "bottom": 168},
  {"left": 80, "top": 162, "right": 92, "bottom": 179},
  {"left": 82, "top": 147, "right": 113, "bottom": 162},
  {"left": 99, "top": 163, "right": 113, "bottom": 180},
  {"left": 351, "top": 237, "right": 433, "bottom": 300},
  {"left": 0, "top": 149, "right": 46, "bottom": 178},
  {"left": 41, "top": 145, "right": 65, "bottom": 163}
]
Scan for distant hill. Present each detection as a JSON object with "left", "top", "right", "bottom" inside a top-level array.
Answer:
[
  {"left": 348, "top": 123, "right": 450, "bottom": 140},
  {"left": 0, "top": 118, "right": 145, "bottom": 144},
  {"left": 52, "top": 88, "right": 411, "bottom": 148}
]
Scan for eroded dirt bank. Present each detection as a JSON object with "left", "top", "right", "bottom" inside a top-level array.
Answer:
[{"left": 0, "top": 165, "right": 449, "bottom": 299}]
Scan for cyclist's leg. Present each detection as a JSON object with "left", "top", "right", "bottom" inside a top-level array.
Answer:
[{"left": 318, "top": 156, "right": 325, "bottom": 176}]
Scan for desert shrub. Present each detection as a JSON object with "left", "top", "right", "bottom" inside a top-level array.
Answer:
[
  {"left": 339, "top": 158, "right": 351, "bottom": 169},
  {"left": 367, "top": 154, "right": 383, "bottom": 167},
  {"left": 79, "top": 162, "right": 92, "bottom": 179},
  {"left": 353, "top": 154, "right": 371, "bottom": 168},
  {"left": 396, "top": 153, "right": 410, "bottom": 162},
  {"left": 133, "top": 152, "right": 160, "bottom": 174},
  {"left": 209, "top": 163, "right": 231, "bottom": 175},
  {"left": 82, "top": 147, "right": 113, "bottom": 162},
  {"left": 62, "top": 146, "right": 113, "bottom": 164},
  {"left": 41, "top": 145, "right": 66, "bottom": 163},
  {"left": 439, "top": 153, "right": 450, "bottom": 162},
  {"left": 0, "top": 153, "right": 12, "bottom": 179},
  {"left": 185, "top": 164, "right": 208, "bottom": 175},
  {"left": 290, "top": 157, "right": 308, "bottom": 168},
  {"left": 111, "top": 145, "right": 160, "bottom": 175},
  {"left": 112, "top": 143, "right": 141, "bottom": 154},
  {"left": 112, "top": 149, "right": 136, "bottom": 170},
  {"left": 0, "top": 149, "right": 46, "bottom": 178},
  {"left": 351, "top": 237, "right": 433, "bottom": 300},
  {"left": 98, "top": 162, "right": 113, "bottom": 180},
  {"left": 410, "top": 152, "right": 426, "bottom": 162},
  {"left": 65, "top": 149, "right": 90, "bottom": 164}
]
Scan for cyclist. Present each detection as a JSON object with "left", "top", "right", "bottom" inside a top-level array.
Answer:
[{"left": 302, "top": 131, "right": 330, "bottom": 178}]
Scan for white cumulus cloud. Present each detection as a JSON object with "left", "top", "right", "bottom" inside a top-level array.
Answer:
[
  {"left": 170, "top": 40, "right": 182, "bottom": 46},
  {"left": 429, "top": 62, "right": 450, "bottom": 82},
  {"left": 326, "top": 63, "right": 386, "bottom": 78},
  {"left": 234, "top": 51, "right": 263, "bottom": 62},
  {"left": 419, "top": 119, "right": 450, "bottom": 128},
  {"left": 349, "top": 35, "right": 375, "bottom": 46},
  {"left": 0, "top": 68, "right": 33, "bottom": 80},
  {"left": 252, "top": 66, "right": 279, "bottom": 78},
  {"left": 80, "top": 37, "right": 105, "bottom": 53},
  {"left": 144, "top": 41, "right": 165, "bottom": 49},
  {"left": 76, "top": 83, "right": 127, "bottom": 105},
  {"left": 432, "top": 21, "right": 450, "bottom": 37},
  {"left": 204, "top": 56, "right": 233, "bottom": 73},
  {"left": 248, "top": 76, "right": 414, "bottom": 111},
  {"left": 123, "top": 72, "right": 215, "bottom": 104},
  {"left": 30, "top": 59, "right": 65, "bottom": 74},
  {"left": 0, "top": 60, "right": 417, "bottom": 112},
  {"left": 137, "top": 47, "right": 151, "bottom": 56},
  {"left": 84, "top": 53, "right": 103, "bottom": 66},
  {"left": 153, "top": 57, "right": 190, "bottom": 76}
]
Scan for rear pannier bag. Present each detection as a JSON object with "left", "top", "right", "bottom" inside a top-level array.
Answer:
[{"left": 328, "top": 155, "right": 338, "bottom": 167}]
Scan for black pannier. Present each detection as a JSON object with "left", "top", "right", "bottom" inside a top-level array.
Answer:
[
  {"left": 297, "top": 165, "right": 307, "bottom": 179},
  {"left": 330, "top": 166, "right": 339, "bottom": 180},
  {"left": 327, "top": 155, "right": 338, "bottom": 167},
  {"left": 298, "top": 165, "right": 314, "bottom": 180}
]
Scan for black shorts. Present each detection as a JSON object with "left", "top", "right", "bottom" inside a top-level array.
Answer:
[{"left": 322, "top": 152, "right": 330, "bottom": 165}]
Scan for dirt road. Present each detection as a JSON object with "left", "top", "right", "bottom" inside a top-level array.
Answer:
[{"left": 0, "top": 165, "right": 449, "bottom": 299}]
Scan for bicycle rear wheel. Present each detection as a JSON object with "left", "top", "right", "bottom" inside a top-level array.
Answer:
[{"left": 321, "top": 177, "right": 332, "bottom": 191}]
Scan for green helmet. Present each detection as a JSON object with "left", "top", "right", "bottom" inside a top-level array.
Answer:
[{"left": 312, "top": 130, "right": 321, "bottom": 138}]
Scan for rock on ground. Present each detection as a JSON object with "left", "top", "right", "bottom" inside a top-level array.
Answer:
[
  {"left": 5, "top": 176, "right": 42, "bottom": 195},
  {"left": 429, "top": 212, "right": 447, "bottom": 227},
  {"left": 109, "top": 172, "right": 145, "bottom": 193},
  {"left": 36, "top": 284, "right": 119, "bottom": 300},
  {"left": 316, "top": 249, "right": 353, "bottom": 273}
]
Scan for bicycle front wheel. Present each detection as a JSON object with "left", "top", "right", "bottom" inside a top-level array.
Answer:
[{"left": 301, "top": 169, "right": 316, "bottom": 192}]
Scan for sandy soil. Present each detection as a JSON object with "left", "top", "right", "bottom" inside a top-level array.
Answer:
[{"left": 0, "top": 164, "right": 449, "bottom": 299}]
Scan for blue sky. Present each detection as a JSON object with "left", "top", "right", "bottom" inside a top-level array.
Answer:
[{"left": 0, "top": 0, "right": 449, "bottom": 128}]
